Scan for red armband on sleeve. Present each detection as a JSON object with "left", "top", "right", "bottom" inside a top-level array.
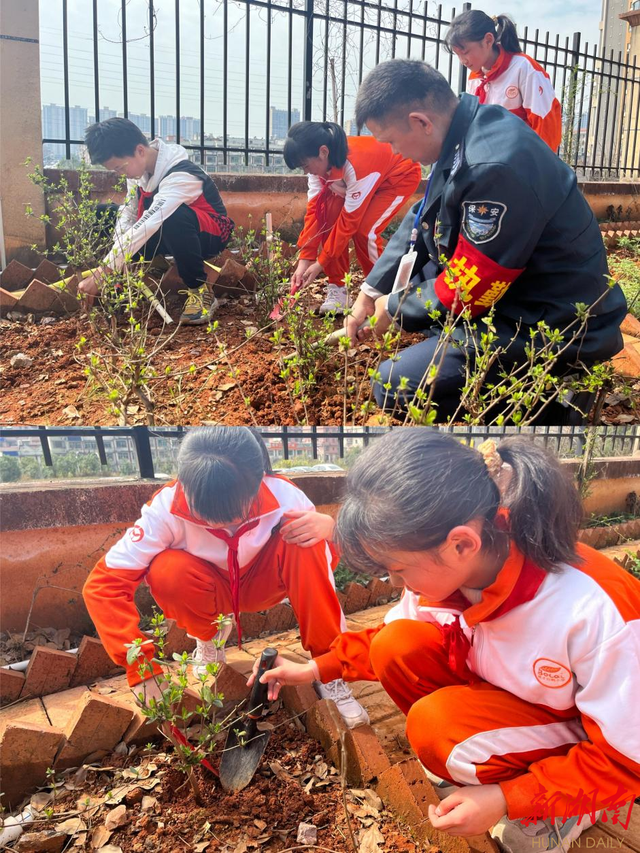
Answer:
[{"left": 435, "top": 236, "right": 524, "bottom": 317}]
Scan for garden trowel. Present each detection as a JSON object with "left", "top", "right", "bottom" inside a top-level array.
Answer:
[{"left": 219, "top": 647, "right": 278, "bottom": 792}]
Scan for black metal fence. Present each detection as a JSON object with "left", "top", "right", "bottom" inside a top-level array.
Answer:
[
  {"left": 41, "top": 0, "right": 640, "bottom": 178},
  {"left": 1, "top": 426, "right": 638, "bottom": 482}
]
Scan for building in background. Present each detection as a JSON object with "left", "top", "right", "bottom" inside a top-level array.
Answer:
[
  {"left": 42, "top": 103, "right": 88, "bottom": 164},
  {"left": 618, "top": 0, "right": 640, "bottom": 177},
  {"left": 270, "top": 107, "right": 300, "bottom": 141}
]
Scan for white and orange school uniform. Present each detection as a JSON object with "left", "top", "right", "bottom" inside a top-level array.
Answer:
[
  {"left": 314, "top": 543, "right": 640, "bottom": 819},
  {"left": 83, "top": 475, "right": 346, "bottom": 686},
  {"left": 297, "top": 136, "right": 422, "bottom": 286},
  {"left": 467, "top": 49, "right": 562, "bottom": 151}
]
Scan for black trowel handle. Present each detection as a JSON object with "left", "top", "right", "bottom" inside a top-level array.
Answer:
[{"left": 247, "top": 647, "right": 278, "bottom": 720}]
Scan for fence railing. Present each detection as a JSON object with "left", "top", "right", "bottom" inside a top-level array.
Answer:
[
  {"left": 40, "top": 0, "right": 640, "bottom": 178},
  {"left": 1, "top": 426, "right": 638, "bottom": 482}
]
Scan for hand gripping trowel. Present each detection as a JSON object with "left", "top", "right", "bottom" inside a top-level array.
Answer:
[{"left": 219, "top": 647, "right": 278, "bottom": 792}]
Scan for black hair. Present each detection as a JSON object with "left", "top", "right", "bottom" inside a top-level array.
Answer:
[
  {"left": 283, "top": 122, "right": 349, "bottom": 170},
  {"left": 445, "top": 10, "right": 522, "bottom": 55},
  {"left": 336, "top": 432, "right": 582, "bottom": 576},
  {"left": 177, "top": 426, "right": 272, "bottom": 525},
  {"left": 355, "top": 59, "right": 458, "bottom": 130},
  {"left": 84, "top": 117, "right": 149, "bottom": 165}
]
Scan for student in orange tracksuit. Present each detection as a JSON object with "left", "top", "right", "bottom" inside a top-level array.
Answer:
[
  {"left": 284, "top": 122, "right": 422, "bottom": 314},
  {"left": 250, "top": 431, "right": 640, "bottom": 853},
  {"left": 446, "top": 11, "right": 562, "bottom": 151},
  {"left": 82, "top": 426, "right": 369, "bottom": 728}
]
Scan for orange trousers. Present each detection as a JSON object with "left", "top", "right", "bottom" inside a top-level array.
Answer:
[
  {"left": 322, "top": 172, "right": 420, "bottom": 286},
  {"left": 145, "top": 533, "right": 345, "bottom": 658},
  {"left": 369, "top": 620, "right": 583, "bottom": 800}
]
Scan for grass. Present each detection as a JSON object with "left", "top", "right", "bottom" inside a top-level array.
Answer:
[{"left": 609, "top": 236, "right": 640, "bottom": 320}]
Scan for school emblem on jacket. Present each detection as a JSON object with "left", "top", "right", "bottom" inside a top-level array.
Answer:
[
  {"left": 533, "top": 658, "right": 572, "bottom": 688},
  {"left": 462, "top": 201, "right": 507, "bottom": 244},
  {"left": 130, "top": 525, "right": 145, "bottom": 542}
]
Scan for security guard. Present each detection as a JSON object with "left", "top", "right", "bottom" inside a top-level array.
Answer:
[{"left": 347, "top": 59, "right": 627, "bottom": 421}]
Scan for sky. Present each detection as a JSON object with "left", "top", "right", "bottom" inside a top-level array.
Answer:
[{"left": 39, "top": 0, "right": 603, "bottom": 140}]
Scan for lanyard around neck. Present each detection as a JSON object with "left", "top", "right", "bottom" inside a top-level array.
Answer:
[{"left": 410, "top": 171, "right": 434, "bottom": 250}]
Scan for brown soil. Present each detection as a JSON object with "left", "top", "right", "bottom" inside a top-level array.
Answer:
[
  {"left": 24, "top": 710, "right": 421, "bottom": 852},
  {"left": 0, "top": 626, "right": 85, "bottom": 666},
  {"left": 1, "top": 253, "right": 638, "bottom": 427}
]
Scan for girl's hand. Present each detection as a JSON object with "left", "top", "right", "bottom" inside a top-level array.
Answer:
[
  {"left": 281, "top": 510, "right": 335, "bottom": 547},
  {"left": 291, "top": 259, "right": 314, "bottom": 290},
  {"left": 427, "top": 784, "right": 508, "bottom": 837},
  {"left": 329, "top": 179, "right": 347, "bottom": 198},
  {"left": 301, "top": 261, "right": 323, "bottom": 286},
  {"left": 246, "top": 654, "right": 317, "bottom": 701},
  {"left": 345, "top": 291, "right": 376, "bottom": 346}
]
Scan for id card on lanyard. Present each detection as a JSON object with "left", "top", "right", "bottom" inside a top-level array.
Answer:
[{"left": 391, "top": 172, "right": 433, "bottom": 294}]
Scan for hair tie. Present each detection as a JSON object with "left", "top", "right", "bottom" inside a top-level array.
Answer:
[
  {"left": 492, "top": 15, "right": 498, "bottom": 23},
  {"left": 477, "top": 439, "right": 514, "bottom": 498}
]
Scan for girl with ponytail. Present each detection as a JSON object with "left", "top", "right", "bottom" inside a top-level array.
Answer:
[
  {"left": 445, "top": 10, "right": 562, "bottom": 150},
  {"left": 250, "top": 431, "right": 640, "bottom": 851},
  {"left": 283, "top": 120, "right": 421, "bottom": 314}
]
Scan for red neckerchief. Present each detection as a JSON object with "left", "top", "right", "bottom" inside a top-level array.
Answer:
[
  {"left": 208, "top": 519, "right": 260, "bottom": 648},
  {"left": 469, "top": 48, "right": 514, "bottom": 104},
  {"left": 136, "top": 187, "right": 154, "bottom": 221}
]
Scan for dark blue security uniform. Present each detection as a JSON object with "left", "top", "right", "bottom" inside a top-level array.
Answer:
[{"left": 364, "top": 94, "right": 626, "bottom": 418}]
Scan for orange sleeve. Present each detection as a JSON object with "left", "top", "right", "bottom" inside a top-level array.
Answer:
[
  {"left": 524, "top": 99, "right": 562, "bottom": 152},
  {"left": 500, "top": 716, "right": 640, "bottom": 819},
  {"left": 314, "top": 624, "right": 384, "bottom": 683},
  {"left": 297, "top": 193, "right": 324, "bottom": 260},
  {"left": 83, "top": 557, "right": 163, "bottom": 687}
]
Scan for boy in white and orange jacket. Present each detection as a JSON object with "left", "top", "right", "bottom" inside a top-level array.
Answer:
[{"left": 83, "top": 426, "right": 368, "bottom": 728}]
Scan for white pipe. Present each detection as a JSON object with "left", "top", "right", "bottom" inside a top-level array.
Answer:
[
  {"left": 2, "top": 647, "right": 79, "bottom": 672},
  {"left": 0, "top": 808, "right": 34, "bottom": 846}
]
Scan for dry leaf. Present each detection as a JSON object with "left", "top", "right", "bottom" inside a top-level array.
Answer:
[
  {"left": 233, "top": 839, "right": 248, "bottom": 853},
  {"left": 352, "top": 788, "right": 383, "bottom": 812},
  {"left": 30, "top": 791, "right": 54, "bottom": 811},
  {"left": 104, "top": 804, "right": 128, "bottom": 831},
  {"left": 254, "top": 820, "right": 267, "bottom": 831},
  {"left": 91, "top": 825, "right": 113, "bottom": 849},
  {"left": 219, "top": 382, "right": 236, "bottom": 392},
  {"left": 194, "top": 844, "right": 209, "bottom": 853},
  {"left": 74, "top": 833, "right": 88, "bottom": 847},
  {"left": 100, "top": 847, "right": 123, "bottom": 853},
  {"left": 268, "top": 760, "right": 294, "bottom": 782},
  {"left": 358, "top": 824, "right": 384, "bottom": 853},
  {"left": 56, "top": 817, "right": 87, "bottom": 834},
  {"left": 63, "top": 405, "right": 81, "bottom": 419},
  {"left": 256, "top": 720, "right": 275, "bottom": 732}
]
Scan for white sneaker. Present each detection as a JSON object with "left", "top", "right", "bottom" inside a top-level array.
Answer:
[
  {"left": 191, "top": 619, "right": 233, "bottom": 678},
  {"left": 319, "top": 283, "right": 349, "bottom": 315},
  {"left": 314, "top": 679, "right": 370, "bottom": 728},
  {"left": 491, "top": 810, "right": 601, "bottom": 853}
]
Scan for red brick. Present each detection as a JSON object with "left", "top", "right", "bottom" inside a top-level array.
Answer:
[
  {"left": 280, "top": 683, "right": 319, "bottom": 719},
  {"left": 0, "top": 668, "right": 26, "bottom": 705},
  {"left": 14, "top": 829, "right": 67, "bottom": 852},
  {"left": 621, "top": 313, "right": 640, "bottom": 339},
  {"left": 237, "top": 611, "right": 268, "bottom": 639},
  {"left": 0, "top": 287, "right": 18, "bottom": 313},
  {"left": 213, "top": 258, "right": 248, "bottom": 297},
  {"left": 214, "top": 663, "right": 250, "bottom": 703},
  {"left": 367, "top": 577, "right": 396, "bottom": 605},
  {"left": 22, "top": 648, "right": 77, "bottom": 699},
  {"left": 160, "top": 264, "right": 184, "bottom": 293},
  {"left": 33, "top": 260, "right": 63, "bottom": 285},
  {"left": 0, "top": 259, "right": 33, "bottom": 292},
  {"left": 335, "top": 590, "right": 347, "bottom": 610},
  {"left": 70, "top": 637, "right": 121, "bottom": 687},
  {"left": 612, "top": 340, "right": 640, "bottom": 378},
  {"left": 264, "top": 603, "right": 297, "bottom": 633},
  {"left": 343, "top": 724, "right": 390, "bottom": 786},
  {"left": 161, "top": 619, "right": 196, "bottom": 657},
  {"left": 55, "top": 692, "right": 134, "bottom": 769},
  {"left": 16, "top": 279, "right": 58, "bottom": 312},
  {"left": 122, "top": 708, "right": 159, "bottom": 746},
  {"left": 0, "top": 722, "right": 66, "bottom": 809},
  {"left": 305, "top": 698, "right": 347, "bottom": 756},
  {"left": 343, "top": 582, "right": 372, "bottom": 614}
]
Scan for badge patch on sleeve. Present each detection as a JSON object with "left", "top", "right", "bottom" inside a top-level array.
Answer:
[{"left": 461, "top": 201, "right": 507, "bottom": 244}]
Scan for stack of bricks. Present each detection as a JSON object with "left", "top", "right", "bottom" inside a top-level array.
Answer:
[
  {"left": 0, "top": 259, "right": 78, "bottom": 317},
  {"left": 599, "top": 221, "right": 640, "bottom": 249},
  {"left": 577, "top": 517, "right": 640, "bottom": 550}
]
